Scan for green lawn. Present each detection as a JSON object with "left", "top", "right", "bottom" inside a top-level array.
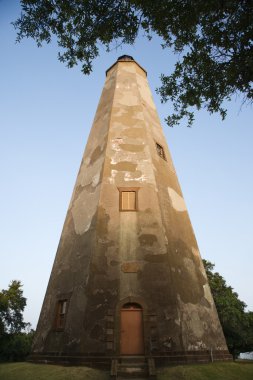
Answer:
[
  {"left": 0, "top": 362, "right": 109, "bottom": 380},
  {"left": 158, "top": 362, "right": 253, "bottom": 380},
  {"left": 0, "top": 361, "right": 253, "bottom": 380}
]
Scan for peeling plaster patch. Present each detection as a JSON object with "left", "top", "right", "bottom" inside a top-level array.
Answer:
[
  {"left": 135, "top": 160, "right": 154, "bottom": 183},
  {"left": 189, "top": 311, "right": 205, "bottom": 339},
  {"left": 82, "top": 157, "right": 90, "bottom": 166},
  {"left": 176, "top": 293, "right": 226, "bottom": 350},
  {"left": 110, "top": 158, "right": 118, "bottom": 165},
  {"left": 139, "top": 233, "right": 158, "bottom": 246},
  {"left": 111, "top": 161, "right": 137, "bottom": 172},
  {"left": 124, "top": 172, "right": 148, "bottom": 182},
  {"left": 71, "top": 187, "right": 99, "bottom": 234},
  {"left": 90, "top": 146, "right": 102, "bottom": 164},
  {"left": 111, "top": 143, "right": 121, "bottom": 152},
  {"left": 203, "top": 284, "right": 213, "bottom": 305},
  {"left": 100, "top": 138, "right": 107, "bottom": 152},
  {"left": 111, "top": 138, "right": 123, "bottom": 151},
  {"left": 183, "top": 258, "right": 196, "bottom": 278},
  {"left": 192, "top": 247, "right": 200, "bottom": 257},
  {"left": 163, "top": 228, "right": 168, "bottom": 243},
  {"left": 188, "top": 341, "right": 207, "bottom": 350},
  {"left": 110, "top": 149, "right": 140, "bottom": 166},
  {"left": 109, "top": 169, "right": 118, "bottom": 184},
  {"left": 120, "top": 144, "right": 145, "bottom": 152},
  {"left": 200, "top": 267, "right": 207, "bottom": 277},
  {"left": 124, "top": 175, "right": 148, "bottom": 182},
  {"left": 78, "top": 156, "right": 104, "bottom": 187},
  {"left": 174, "top": 308, "right": 181, "bottom": 326},
  {"left": 92, "top": 173, "right": 100, "bottom": 187},
  {"left": 168, "top": 187, "right": 187, "bottom": 212}
]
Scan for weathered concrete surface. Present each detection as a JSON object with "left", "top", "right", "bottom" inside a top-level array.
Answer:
[{"left": 31, "top": 56, "right": 231, "bottom": 366}]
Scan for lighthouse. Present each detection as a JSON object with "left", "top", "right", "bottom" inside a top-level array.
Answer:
[{"left": 31, "top": 56, "right": 231, "bottom": 373}]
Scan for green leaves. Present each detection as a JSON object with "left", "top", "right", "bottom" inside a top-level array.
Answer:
[
  {"left": 13, "top": 0, "right": 253, "bottom": 126},
  {"left": 0, "top": 330, "right": 34, "bottom": 362},
  {"left": 0, "top": 281, "right": 27, "bottom": 335},
  {"left": 0, "top": 281, "right": 33, "bottom": 361},
  {"left": 203, "top": 259, "right": 253, "bottom": 357}
]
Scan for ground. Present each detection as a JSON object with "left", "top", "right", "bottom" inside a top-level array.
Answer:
[{"left": 0, "top": 361, "right": 253, "bottom": 380}]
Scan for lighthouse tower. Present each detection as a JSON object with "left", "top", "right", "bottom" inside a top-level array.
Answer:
[{"left": 31, "top": 56, "right": 231, "bottom": 371}]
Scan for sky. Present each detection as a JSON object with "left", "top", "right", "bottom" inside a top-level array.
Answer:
[{"left": 1, "top": 1, "right": 252, "bottom": 329}]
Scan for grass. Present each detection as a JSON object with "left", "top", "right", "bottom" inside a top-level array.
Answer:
[
  {"left": 0, "top": 361, "right": 253, "bottom": 380},
  {"left": 0, "top": 362, "right": 109, "bottom": 380},
  {"left": 158, "top": 361, "right": 253, "bottom": 380}
]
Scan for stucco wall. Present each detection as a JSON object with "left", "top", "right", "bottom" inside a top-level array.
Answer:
[{"left": 32, "top": 58, "right": 228, "bottom": 358}]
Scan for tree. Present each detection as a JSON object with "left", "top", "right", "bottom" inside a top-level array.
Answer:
[
  {"left": 13, "top": 0, "right": 253, "bottom": 126},
  {"left": 203, "top": 260, "right": 253, "bottom": 358},
  {"left": 0, "top": 281, "right": 27, "bottom": 335},
  {"left": 0, "top": 281, "right": 34, "bottom": 361}
]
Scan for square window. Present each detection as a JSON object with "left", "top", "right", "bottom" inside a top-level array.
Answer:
[
  {"left": 55, "top": 300, "right": 68, "bottom": 330},
  {"left": 121, "top": 191, "right": 136, "bottom": 210},
  {"left": 119, "top": 189, "right": 138, "bottom": 211},
  {"left": 156, "top": 142, "right": 166, "bottom": 160}
]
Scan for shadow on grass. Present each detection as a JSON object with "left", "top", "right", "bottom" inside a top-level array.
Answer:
[{"left": 0, "top": 362, "right": 110, "bottom": 380}]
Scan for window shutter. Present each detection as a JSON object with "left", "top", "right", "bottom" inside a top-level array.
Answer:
[
  {"left": 121, "top": 191, "right": 136, "bottom": 211},
  {"left": 156, "top": 143, "right": 166, "bottom": 160},
  {"left": 128, "top": 191, "right": 136, "bottom": 210},
  {"left": 55, "top": 300, "right": 68, "bottom": 330},
  {"left": 121, "top": 192, "right": 128, "bottom": 210}
]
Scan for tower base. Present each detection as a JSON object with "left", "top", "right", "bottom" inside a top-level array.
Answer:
[{"left": 28, "top": 350, "right": 232, "bottom": 370}]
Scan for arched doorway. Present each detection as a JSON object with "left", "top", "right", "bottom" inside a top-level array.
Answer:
[{"left": 120, "top": 303, "right": 144, "bottom": 355}]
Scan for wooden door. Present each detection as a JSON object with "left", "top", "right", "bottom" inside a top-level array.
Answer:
[{"left": 120, "top": 304, "right": 144, "bottom": 355}]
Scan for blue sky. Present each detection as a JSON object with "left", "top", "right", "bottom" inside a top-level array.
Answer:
[{"left": 1, "top": 1, "right": 252, "bottom": 328}]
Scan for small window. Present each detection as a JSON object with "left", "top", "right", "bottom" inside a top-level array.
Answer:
[
  {"left": 156, "top": 142, "right": 166, "bottom": 160},
  {"left": 55, "top": 300, "right": 68, "bottom": 330},
  {"left": 120, "top": 190, "right": 137, "bottom": 211}
]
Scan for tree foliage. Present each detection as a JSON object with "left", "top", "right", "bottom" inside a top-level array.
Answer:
[
  {"left": 0, "top": 281, "right": 33, "bottom": 361},
  {"left": 13, "top": 0, "right": 253, "bottom": 126},
  {"left": 203, "top": 260, "right": 253, "bottom": 358},
  {"left": 0, "top": 331, "right": 34, "bottom": 362},
  {"left": 0, "top": 281, "right": 27, "bottom": 335}
]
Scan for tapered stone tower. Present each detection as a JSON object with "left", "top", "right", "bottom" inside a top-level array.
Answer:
[{"left": 31, "top": 56, "right": 231, "bottom": 370}]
